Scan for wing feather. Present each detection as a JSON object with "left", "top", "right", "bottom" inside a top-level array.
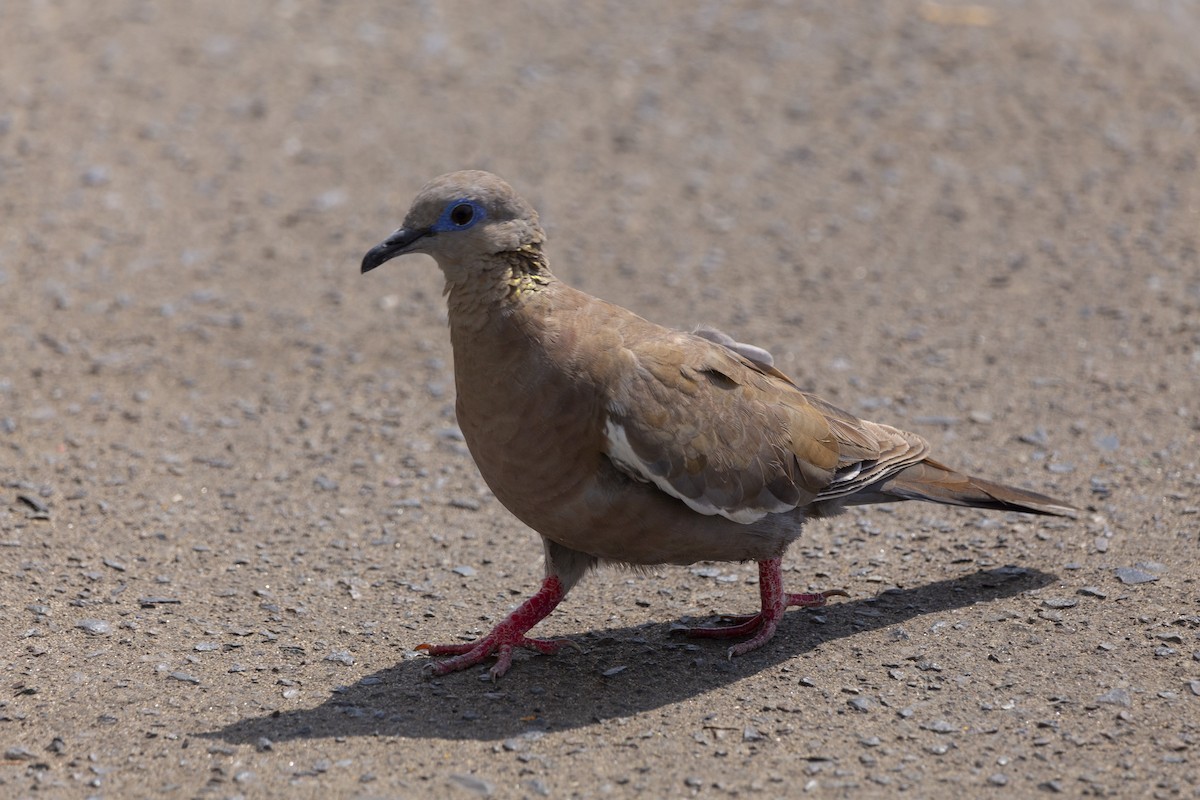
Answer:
[{"left": 601, "top": 328, "right": 930, "bottom": 523}]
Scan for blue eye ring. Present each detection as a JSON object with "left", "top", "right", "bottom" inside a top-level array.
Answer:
[{"left": 433, "top": 199, "right": 486, "bottom": 232}]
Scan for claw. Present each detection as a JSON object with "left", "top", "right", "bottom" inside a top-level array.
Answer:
[
  {"left": 417, "top": 575, "right": 568, "bottom": 678},
  {"left": 682, "top": 560, "right": 848, "bottom": 658}
]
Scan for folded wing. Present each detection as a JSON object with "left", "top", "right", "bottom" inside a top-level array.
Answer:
[{"left": 602, "top": 329, "right": 931, "bottom": 524}]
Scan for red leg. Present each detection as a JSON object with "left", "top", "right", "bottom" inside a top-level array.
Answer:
[
  {"left": 417, "top": 574, "right": 568, "bottom": 679},
  {"left": 685, "top": 558, "right": 848, "bottom": 658}
]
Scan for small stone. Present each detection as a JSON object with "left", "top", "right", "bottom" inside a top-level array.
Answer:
[
  {"left": 169, "top": 671, "right": 201, "bottom": 685},
  {"left": 601, "top": 666, "right": 627, "bottom": 677},
  {"left": 848, "top": 696, "right": 873, "bottom": 712},
  {"left": 1042, "top": 597, "right": 1077, "bottom": 609},
  {"left": 139, "top": 596, "right": 182, "bottom": 606},
  {"left": 1096, "top": 688, "right": 1131, "bottom": 706},
  {"left": 452, "top": 565, "right": 477, "bottom": 577},
  {"left": 448, "top": 773, "right": 494, "bottom": 796},
  {"left": 1189, "top": 681, "right": 1200, "bottom": 697},
  {"left": 989, "top": 774, "right": 1008, "bottom": 786},
  {"left": 1020, "top": 428, "right": 1049, "bottom": 446},
  {"left": 82, "top": 165, "right": 110, "bottom": 186},
  {"left": 1114, "top": 567, "right": 1157, "bottom": 584},
  {"left": 194, "top": 642, "right": 220, "bottom": 652},
  {"left": 325, "top": 650, "right": 355, "bottom": 666},
  {"left": 742, "top": 726, "right": 765, "bottom": 742},
  {"left": 1078, "top": 587, "right": 1107, "bottom": 598},
  {"left": 922, "top": 719, "right": 957, "bottom": 733},
  {"left": 76, "top": 619, "right": 112, "bottom": 636}
]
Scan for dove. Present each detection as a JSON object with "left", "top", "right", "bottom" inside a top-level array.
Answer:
[{"left": 362, "top": 170, "right": 1075, "bottom": 678}]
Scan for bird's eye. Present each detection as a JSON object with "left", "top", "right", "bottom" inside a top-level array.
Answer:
[{"left": 449, "top": 203, "right": 475, "bottom": 226}]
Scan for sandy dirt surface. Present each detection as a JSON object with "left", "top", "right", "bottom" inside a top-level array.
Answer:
[{"left": 3, "top": 1, "right": 1199, "bottom": 797}]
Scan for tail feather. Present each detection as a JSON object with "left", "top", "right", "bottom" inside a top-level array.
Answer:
[{"left": 875, "top": 458, "right": 1078, "bottom": 518}]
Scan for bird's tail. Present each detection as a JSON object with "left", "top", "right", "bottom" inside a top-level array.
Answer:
[{"left": 872, "top": 458, "right": 1078, "bottom": 518}]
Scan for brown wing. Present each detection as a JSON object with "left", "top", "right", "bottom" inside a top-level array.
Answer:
[{"left": 602, "top": 329, "right": 930, "bottom": 523}]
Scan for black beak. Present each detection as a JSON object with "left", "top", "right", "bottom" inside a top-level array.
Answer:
[{"left": 361, "top": 227, "right": 433, "bottom": 274}]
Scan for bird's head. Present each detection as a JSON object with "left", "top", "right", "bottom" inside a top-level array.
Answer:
[{"left": 361, "top": 170, "right": 546, "bottom": 278}]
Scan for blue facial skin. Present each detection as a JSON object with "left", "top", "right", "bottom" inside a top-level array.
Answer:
[{"left": 432, "top": 199, "right": 488, "bottom": 233}]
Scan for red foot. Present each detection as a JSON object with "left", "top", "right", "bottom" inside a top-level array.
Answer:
[
  {"left": 684, "top": 558, "right": 848, "bottom": 658},
  {"left": 418, "top": 574, "right": 567, "bottom": 679}
]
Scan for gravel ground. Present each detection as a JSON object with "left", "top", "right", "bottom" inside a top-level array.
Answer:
[{"left": 3, "top": 1, "right": 1199, "bottom": 797}]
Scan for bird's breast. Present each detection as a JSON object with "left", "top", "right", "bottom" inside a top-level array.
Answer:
[{"left": 449, "top": 306, "right": 605, "bottom": 529}]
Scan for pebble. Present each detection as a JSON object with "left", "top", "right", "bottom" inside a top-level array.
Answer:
[
  {"left": 1096, "top": 688, "right": 1131, "bottom": 706},
  {"left": 452, "top": 565, "right": 477, "bottom": 577},
  {"left": 449, "top": 773, "right": 494, "bottom": 796},
  {"left": 989, "top": 773, "right": 1008, "bottom": 786},
  {"left": 1189, "top": 681, "right": 1200, "bottom": 697},
  {"left": 1078, "top": 586, "right": 1107, "bottom": 598},
  {"left": 139, "top": 597, "right": 181, "bottom": 606},
  {"left": 922, "top": 720, "right": 957, "bottom": 733},
  {"left": 5, "top": 746, "right": 37, "bottom": 760},
  {"left": 601, "top": 666, "right": 627, "bottom": 677},
  {"left": 1042, "top": 597, "right": 1078, "bottom": 609},
  {"left": 325, "top": 651, "right": 355, "bottom": 666},
  {"left": 1020, "top": 428, "right": 1049, "bottom": 447},
  {"left": 742, "top": 726, "right": 765, "bottom": 742},
  {"left": 169, "top": 671, "right": 200, "bottom": 685},
  {"left": 17, "top": 494, "right": 49, "bottom": 514},
  {"left": 76, "top": 619, "right": 112, "bottom": 636},
  {"left": 1114, "top": 567, "right": 1158, "bottom": 585},
  {"left": 848, "top": 697, "right": 873, "bottom": 712}
]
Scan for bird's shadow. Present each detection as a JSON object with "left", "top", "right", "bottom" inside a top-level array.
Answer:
[{"left": 204, "top": 566, "right": 1053, "bottom": 744}]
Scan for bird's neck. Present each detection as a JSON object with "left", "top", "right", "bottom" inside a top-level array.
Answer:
[{"left": 443, "top": 246, "right": 555, "bottom": 331}]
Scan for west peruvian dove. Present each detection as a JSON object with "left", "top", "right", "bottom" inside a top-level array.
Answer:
[{"left": 362, "top": 170, "right": 1076, "bottom": 678}]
